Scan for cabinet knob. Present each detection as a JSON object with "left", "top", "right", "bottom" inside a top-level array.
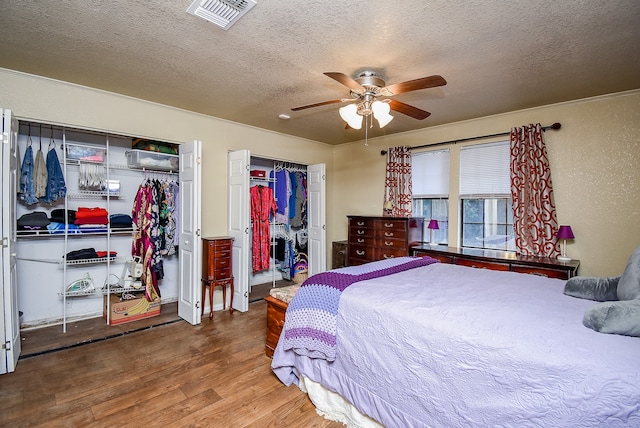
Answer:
[{"left": 356, "top": 250, "right": 365, "bottom": 256}]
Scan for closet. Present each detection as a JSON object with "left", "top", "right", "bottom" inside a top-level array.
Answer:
[
  {"left": 227, "top": 150, "right": 326, "bottom": 314},
  {"left": 2, "top": 109, "right": 202, "bottom": 374},
  {"left": 14, "top": 122, "right": 181, "bottom": 332},
  {"left": 249, "top": 158, "right": 310, "bottom": 289}
]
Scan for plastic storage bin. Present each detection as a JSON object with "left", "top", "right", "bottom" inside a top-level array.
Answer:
[
  {"left": 125, "top": 149, "right": 179, "bottom": 171},
  {"left": 66, "top": 145, "right": 106, "bottom": 162}
]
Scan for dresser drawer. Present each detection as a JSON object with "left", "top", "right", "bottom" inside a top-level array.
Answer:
[
  {"left": 349, "top": 226, "right": 375, "bottom": 238},
  {"left": 376, "top": 237, "right": 407, "bottom": 250},
  {"left": 213, "top": 256, "right": 231, "bottom": 269},
  {"left": 375, "top": 247, "right": 407, "bottom": 260},
  {"left": 375, "top": 219, "right": 408, "bottom": 231},
  {"left": 455, "top": 257, "right": 510, "bottom": 271},
  {"left": 511, "top": 264, "right": 571, "bottom": 280},
  {"left": 349, "top": 245, "right": 376, "bottom": 262},
  {"left": 349, "top": 217, "right": 376, "bottom": 228},
  {"left": 375, "top": 228, "right": 408, "bottom": 240},
  {"left": 212, "top": 267, "right": 232, "bottom": 280},
  {"left": 413, "top": 250, "right": 455, "bottom": 264},
  {"left": 350, "top": 236, "right": 375, "bottom": 246}
]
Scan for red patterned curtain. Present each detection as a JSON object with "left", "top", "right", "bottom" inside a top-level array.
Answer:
[
  {"left": 510, "top": 124, "right": 559, "bottom": 257},
  {"left": 383, "top": 146, "right": 413, "bottom": 217}
]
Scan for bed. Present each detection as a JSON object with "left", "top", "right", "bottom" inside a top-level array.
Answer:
[{"left": 271, "top": 257, "right": 640, "bottom": 427}]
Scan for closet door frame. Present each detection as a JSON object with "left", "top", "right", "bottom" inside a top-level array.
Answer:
[
  {"left": 228, "top": 150, "right": 250, "bottom": 313},
  {"left": 228, "top": 150, "right": 326, "bottom": 312},
  {"left": 307, "top": 163, "right": 326, "bottom": 276},
  {"left": 178, "top": 140, "right": 202, "bottom": 325},
  {"left": 1, "top": 108, "right": 20, "bottom": 374}
]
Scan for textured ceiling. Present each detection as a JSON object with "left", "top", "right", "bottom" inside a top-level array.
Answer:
[{"left": 0, "top": 1, "right": 639, "bottom": 145}]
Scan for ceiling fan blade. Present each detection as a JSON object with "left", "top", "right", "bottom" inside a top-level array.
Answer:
[
  {"left": 388, "top": 99, "right": 431, "bottom": 120},
  {"left": 384, "top": 75, "right": 447, "bottom": 95},
  {"left": 291, "top": 99, "right": 347, "bottom": 111},
  {"left": 324, "top": 72, "right": 364, "bottom": 92}
]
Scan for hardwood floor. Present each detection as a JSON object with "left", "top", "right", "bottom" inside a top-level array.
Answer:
[{"left": 0, "top": 300, "right": 344, "bottom": 428}]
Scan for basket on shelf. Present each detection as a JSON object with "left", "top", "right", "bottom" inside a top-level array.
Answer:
[{"left": 293, "top": 252, "right": 308, "bottom": 284}]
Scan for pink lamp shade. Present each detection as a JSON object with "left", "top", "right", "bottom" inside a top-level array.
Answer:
[
  {"left": 428, "top": 219, "right": 439, "bottom": 230},
  {"left": 557, "top": 225, "right": 575, "bottom": 240}
]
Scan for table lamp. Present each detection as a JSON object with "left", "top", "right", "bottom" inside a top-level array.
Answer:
[
  {"left": 428, "top": 219, "right": 439, "bottom": 246},
  {"left": 557, "top": 225, "right": 575, "bottom": 262}
]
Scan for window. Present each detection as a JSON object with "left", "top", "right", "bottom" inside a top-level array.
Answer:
[
  {"left": 412, "top": 150, "right": 449, "bottom": 244},
  {"left": 459, "top": 141, "right": 515, "bottom": 251}
]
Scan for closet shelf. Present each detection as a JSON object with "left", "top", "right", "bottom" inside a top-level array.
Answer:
[
  {"left": 17, "top": 228, "right": 135, "bottom": 239},
  {"left": 62, "top": 256, "right": 127, "bottom": 266},
  {"left": 68, "top": 191, "right": 123, "bottom": 199},
  {"left": 59, "top": 285, "right": 142, "bottom": 297}
]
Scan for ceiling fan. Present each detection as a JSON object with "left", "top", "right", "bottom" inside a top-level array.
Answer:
[{"left": 292, "top": 71, "right": 447, "bottom": 129}]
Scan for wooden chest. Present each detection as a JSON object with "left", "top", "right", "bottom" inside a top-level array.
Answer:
[
  {"left": 265, "top": 295, "right": 288, "bottom": 358},
  {"left": 347, "top": 216, "right": 424, "bottom": 266}
]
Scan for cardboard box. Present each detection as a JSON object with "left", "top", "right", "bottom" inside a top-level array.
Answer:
[{"left": 104, "top": 292, "right": 160, "bottom": 325}]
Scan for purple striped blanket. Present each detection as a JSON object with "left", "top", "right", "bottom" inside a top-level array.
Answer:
[{"left": 281, "top": 256, "right": 439, "bottom": 361}]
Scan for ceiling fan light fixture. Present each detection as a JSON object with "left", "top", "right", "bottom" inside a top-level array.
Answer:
[
  {"left": 339, "top": 104, "right": 363, "bottom": 129},
  {"left": 372, "top": 101, "right": 394, "bottom": 128},
  {"left": 376, "top": 112, "right": 394, "bottom": 128}
]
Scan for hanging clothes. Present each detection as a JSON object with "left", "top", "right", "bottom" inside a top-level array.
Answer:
[
  {"left": 131, "top": 177, "right": 179, "bottom": 301},
  {"left": 160, "top": 180, "right": 177, "bottom": 256},
  {"left": 172, "top": 181, "right": 180, "bottom": 248},
  {"left": 19, "top": 144, "right": 38, "bottom": 205},
  {"left": 290, "top": 171, "right": 307, "bottom": 229},
  {"left": 250, "top": 185, "right": 277, "bottom": 273},
  {"left": 42, "top": 145, "right": 66, "bottom": 204},
  {"left": 33, "top": 144, "right": 47, "bottom": 199},
  {"left": 270, "top": 169, "right": 289, "bottom": 224}
]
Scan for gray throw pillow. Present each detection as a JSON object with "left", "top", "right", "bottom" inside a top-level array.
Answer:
[
  {"left": 564, "top": 276, "right": 620, "bottom": 302},
  {"left": 617, "top": 244, "right": 640, "bottom": 301},
  {"left": 583, "top": 300, "right": 640, "bottom": 337}
]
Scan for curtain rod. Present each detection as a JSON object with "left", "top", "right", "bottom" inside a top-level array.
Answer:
[{"left": 380, "top": 122, "right": 561, "bottom": 155}]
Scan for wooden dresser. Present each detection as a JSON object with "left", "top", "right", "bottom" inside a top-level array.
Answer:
[
  {"left": 347, "top": 216, "right": 424, "bottom": 266},
  {"left": 411, "top": 244, "right": 580, "bottom": 279},
  {"left": 201, "top": 236, "right": 234, "bottom": 320}
]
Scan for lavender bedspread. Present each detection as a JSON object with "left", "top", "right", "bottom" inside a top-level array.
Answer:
[
  {"left": 281, "top": 256, "right": 438, "bottom": 361},
  {"left": 273, "top": 263, "right": 640, "bottom": 427}
]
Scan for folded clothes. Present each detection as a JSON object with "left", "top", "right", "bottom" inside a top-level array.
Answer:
[
  {"left": 75, "top": 216, "right": 109, "bottom": 225},
  {"left": 50, "top": 209, "right": 76, "bottom": 224},
  {"left": 66, "top": 248, "right": 99, "bottom": 260},
  {"left": 47, "top": 222, "right": 81, "bottom": 234},
  {"left": 79, "top": 226, "right": 108, "bottom": 233},
  {"left": 75, "top": 207, "right": 109, "bottom": 219},
  {"left": 17, "top": 212, "right": 50, "bottom": 230},
  {"left": 109, "top": 213, "right": 133, "bottom": 226},
  {"left": 96, "top": 251, "right": 117, "bottom": 258}
]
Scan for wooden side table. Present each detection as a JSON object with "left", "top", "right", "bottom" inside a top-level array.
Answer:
[
  {"left": 202, "top": 236, "right": 234, "bottom": 320},
  {"left": 332, "top": 240, "right": 348, "bottom": 269}
]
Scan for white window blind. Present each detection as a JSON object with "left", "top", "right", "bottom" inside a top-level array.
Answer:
[
  {"left": 459, "top": 142, "right": 511, "bottom": 197},
  {"left": 412, "top": 149, "right": 450, "bottom": 198}
]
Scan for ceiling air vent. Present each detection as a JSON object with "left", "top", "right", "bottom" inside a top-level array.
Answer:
[{"left": 187, "top": 0, "right": 256, "bottom": 30}]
